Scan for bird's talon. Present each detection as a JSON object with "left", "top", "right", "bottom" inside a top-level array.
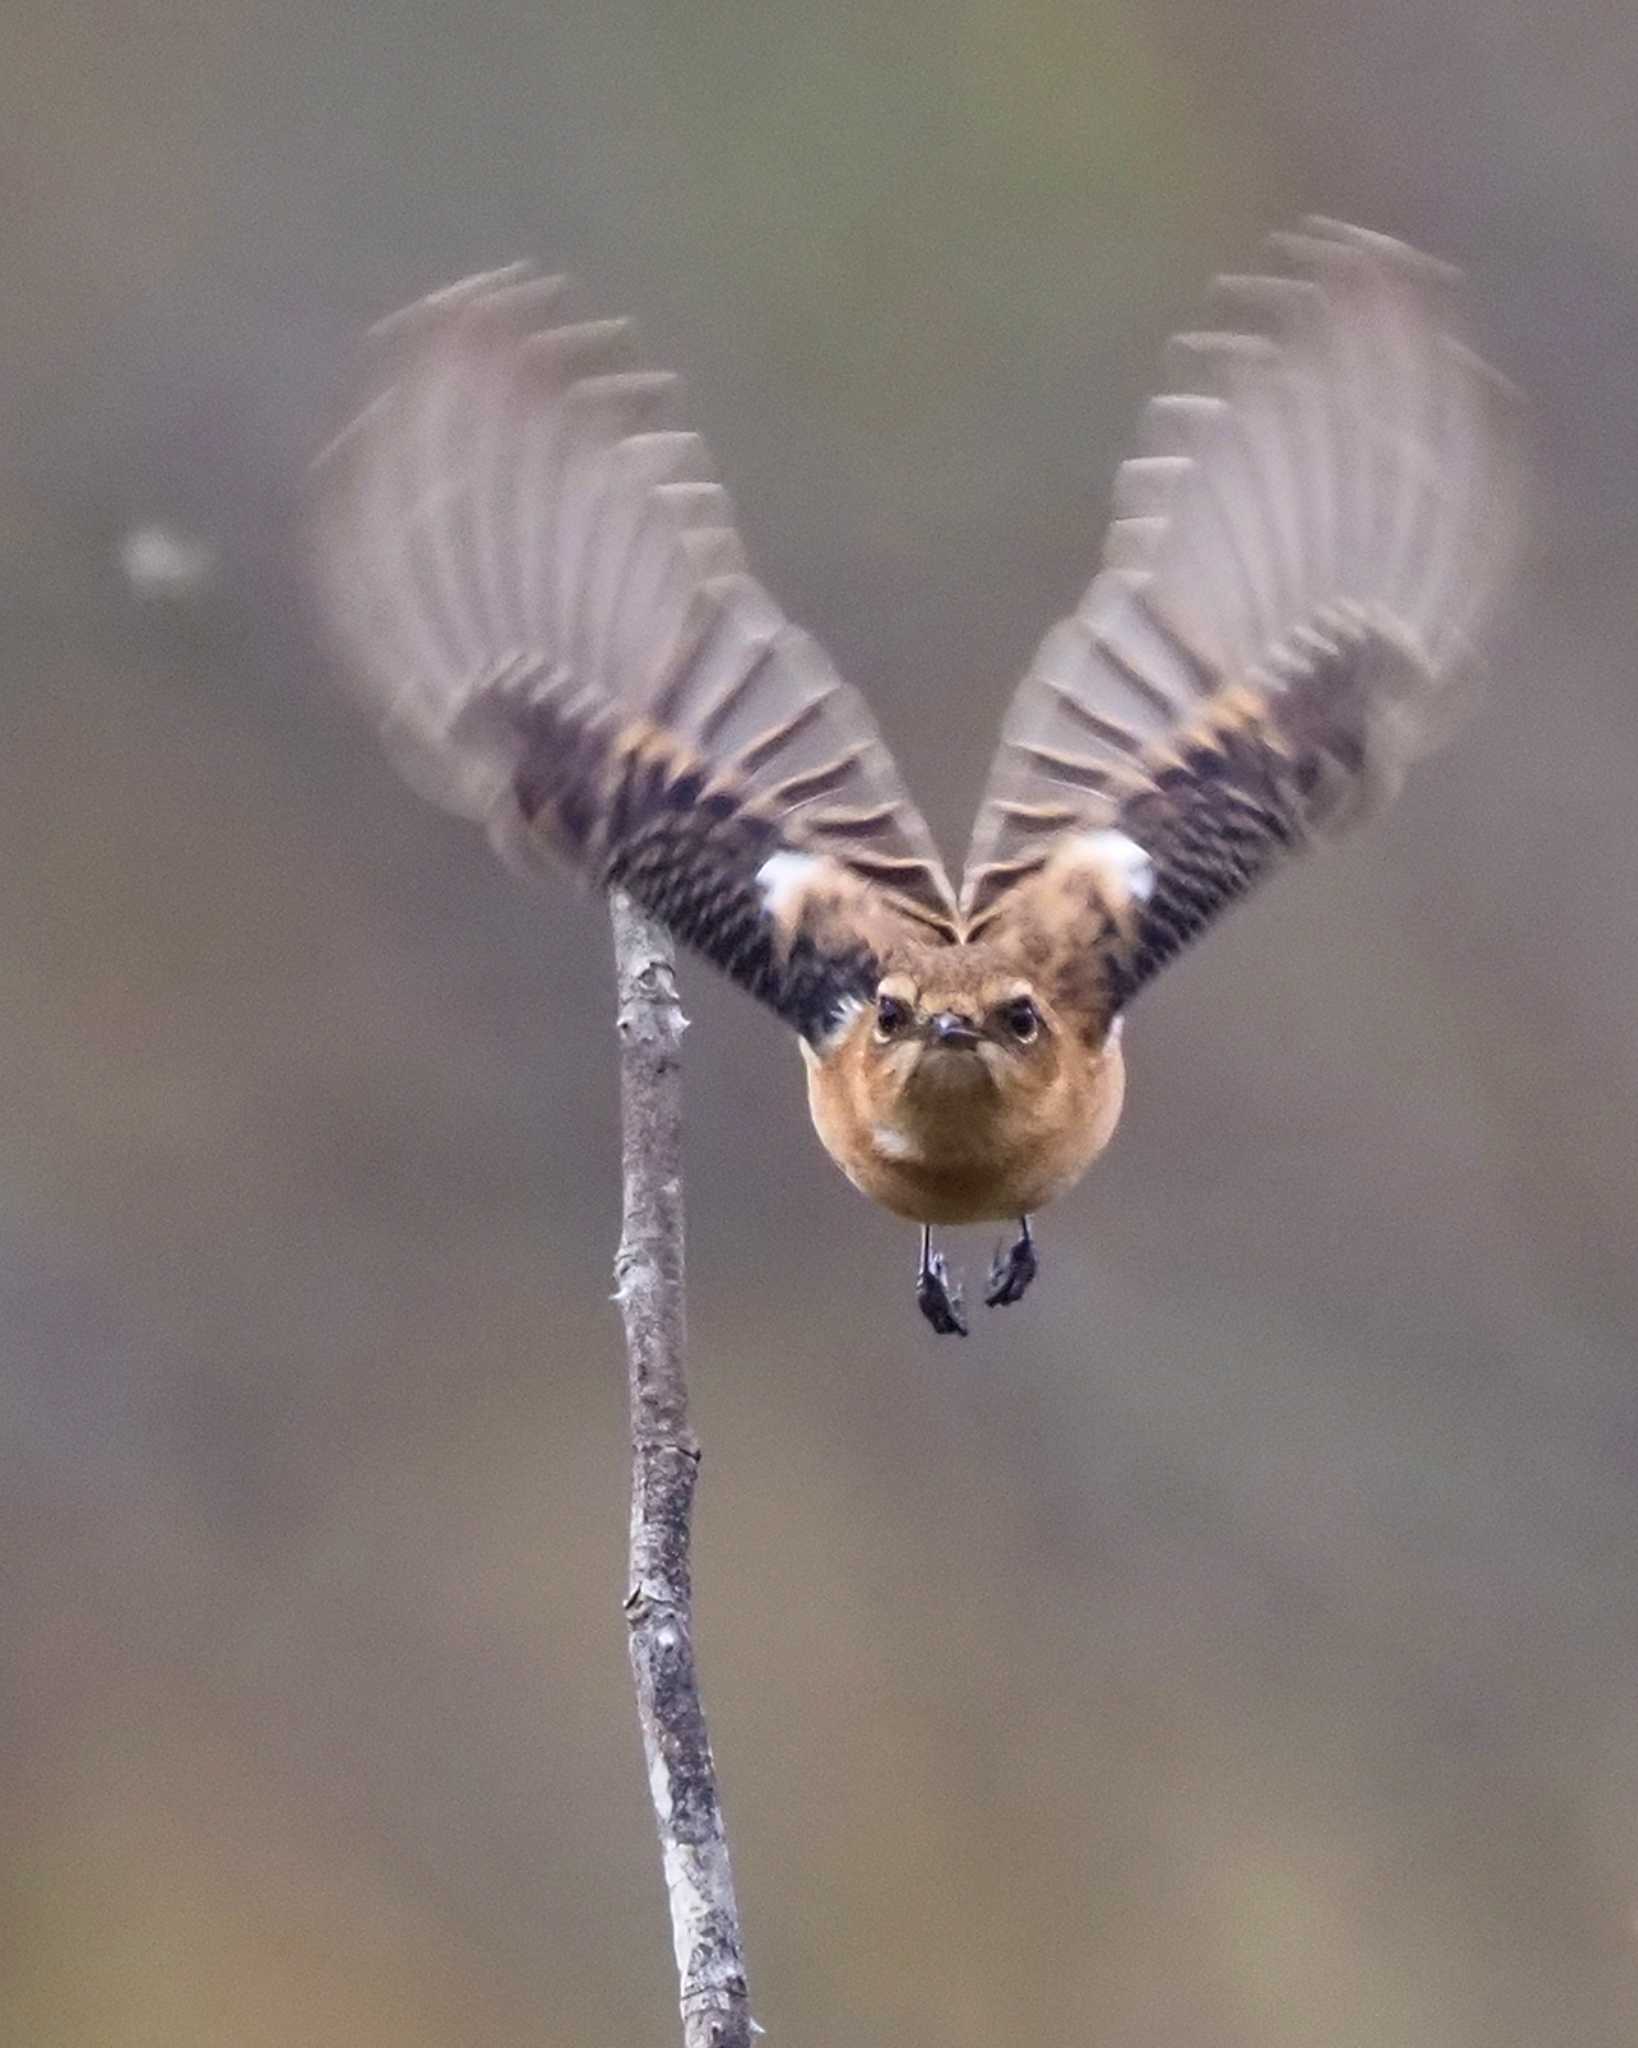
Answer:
[
  {"left": 916, "top": 1252, "right": 969, "bottom": 1337},
  {"left": 984, "top": 1224, "right": 1039, "bottom": 1308}
]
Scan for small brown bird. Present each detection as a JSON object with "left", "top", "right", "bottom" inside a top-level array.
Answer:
[{"left": 312, "top": 220, "right": 1521, "bottom": 1334}]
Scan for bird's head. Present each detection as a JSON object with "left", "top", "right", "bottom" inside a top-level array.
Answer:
[{"left": 852, "top": 958, "right": 1064, "bottom": 1112}]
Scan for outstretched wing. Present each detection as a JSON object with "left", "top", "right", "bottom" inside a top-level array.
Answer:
[
  {"left": 961, "top": 219, "right": 1523, "bottom": 1014},
  {"left": 312, "top": 266, "right": 957, "bottom": 1043}
]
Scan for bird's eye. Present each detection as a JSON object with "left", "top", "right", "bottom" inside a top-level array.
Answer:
[
  {"left": 875, "top": 994, "right": 910, "bottom": 1039},
  {"left": 1000, "top": 997, "right": 1040, "bottom": 1043}
]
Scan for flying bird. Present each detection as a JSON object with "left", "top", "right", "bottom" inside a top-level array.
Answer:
[{"left": 311, "top": 220, "right": 1521, "bottom": 1335}]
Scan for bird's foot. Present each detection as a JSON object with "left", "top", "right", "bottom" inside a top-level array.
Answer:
[
  {"left": 916, "top": 1243, "right": 969, "bottom": 1337},
  {"left": 984, "top": 1220, "right": 1038, "bottom": 1309}
]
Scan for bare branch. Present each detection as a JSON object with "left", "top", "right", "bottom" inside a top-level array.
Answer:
[{"left": 610, "top": 891, "right": 754, "bottom": 2048}]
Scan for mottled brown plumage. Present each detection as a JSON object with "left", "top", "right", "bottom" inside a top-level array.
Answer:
[{"left": 311, "top": 219, "right": 1523, "bottom": 1333}]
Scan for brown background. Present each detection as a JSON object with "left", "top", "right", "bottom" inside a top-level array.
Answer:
[{"left": 4, "top": 4, "right": 1638, "bottom": 2042}]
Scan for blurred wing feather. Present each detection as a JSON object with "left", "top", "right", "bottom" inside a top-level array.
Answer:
[
  {"left": 962, "top": 219, "right": 1524, "bottom": 1009},
  {"left": 313, "top": 266, "right": 956, "bottom": 1042}
]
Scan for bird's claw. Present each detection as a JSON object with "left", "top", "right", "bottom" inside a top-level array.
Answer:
[
  {"left": 916, "top": 1251, "right": 969, "bottom": 1337},
  {"left": 984, "top": 1227, "right": 1038, "bottom": 1309}
]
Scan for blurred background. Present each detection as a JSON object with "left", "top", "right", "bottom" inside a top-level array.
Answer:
[{"left": 5, "top": 3, "right": 1638, "bottom": 2042}]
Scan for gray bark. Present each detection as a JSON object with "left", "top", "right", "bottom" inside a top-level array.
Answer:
[{"left": 610, "top": 892, "right": 754, "bottom": 2048}]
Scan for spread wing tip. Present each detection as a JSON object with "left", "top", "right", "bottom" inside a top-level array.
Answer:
[
  {"left": 961, "top": 215, "right": 1525, "bottom": 926},
  {"left": 311, "top": 256, "right": 960, "bottom": 995}
]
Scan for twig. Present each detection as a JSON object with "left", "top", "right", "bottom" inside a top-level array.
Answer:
[{"left": 610, "top": 891, "right": 755, "bottom": 2048}]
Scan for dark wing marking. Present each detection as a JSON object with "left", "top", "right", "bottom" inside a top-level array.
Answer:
[
  {"left": 311, "top": 265, "right": 957, "bottom": 1041},
  {"left": 961, "top": 219, "right": 1524, "bottom": 1008}
]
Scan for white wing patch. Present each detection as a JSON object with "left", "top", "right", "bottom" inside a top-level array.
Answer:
[
  {"left": 755, "top": 850, "right": 824, "bottom": 921},
  {"left": 1079, "top": 829, "right": 1156, "bottom": 905}
]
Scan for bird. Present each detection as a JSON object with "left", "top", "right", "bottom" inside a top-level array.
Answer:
[{"left": 310, "top": 219, "right": 1522, "bottom": 1336}]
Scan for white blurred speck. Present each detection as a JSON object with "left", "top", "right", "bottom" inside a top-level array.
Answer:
[{"left": 119, "top": 522, "right": 216, "bottom": 601}]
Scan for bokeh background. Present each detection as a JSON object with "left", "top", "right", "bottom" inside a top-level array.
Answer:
[{"left": 5, "top": 4, "right": 1638, "bottom": 2042}]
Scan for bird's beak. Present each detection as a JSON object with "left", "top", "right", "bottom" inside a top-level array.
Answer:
[{"left": 926, "top": 1012, "right": 982, "bottom": 1050}]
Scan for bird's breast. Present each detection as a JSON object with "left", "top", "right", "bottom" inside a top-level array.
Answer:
[{"left": 803, "top": 1038, "right": 1126, "bottom": 1224}]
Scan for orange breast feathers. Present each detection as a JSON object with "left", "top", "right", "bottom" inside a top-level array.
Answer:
[{"left": 799, "top": 940, "right": 1128, "bottom": 1225}]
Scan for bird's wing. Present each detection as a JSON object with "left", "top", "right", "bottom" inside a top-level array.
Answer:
[
  {"left": 960, "top": 219, "right": 1523, "bottom": 1018},
  {"left": 312, "top": 266, "right": 957, "bottom": 1044}
]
